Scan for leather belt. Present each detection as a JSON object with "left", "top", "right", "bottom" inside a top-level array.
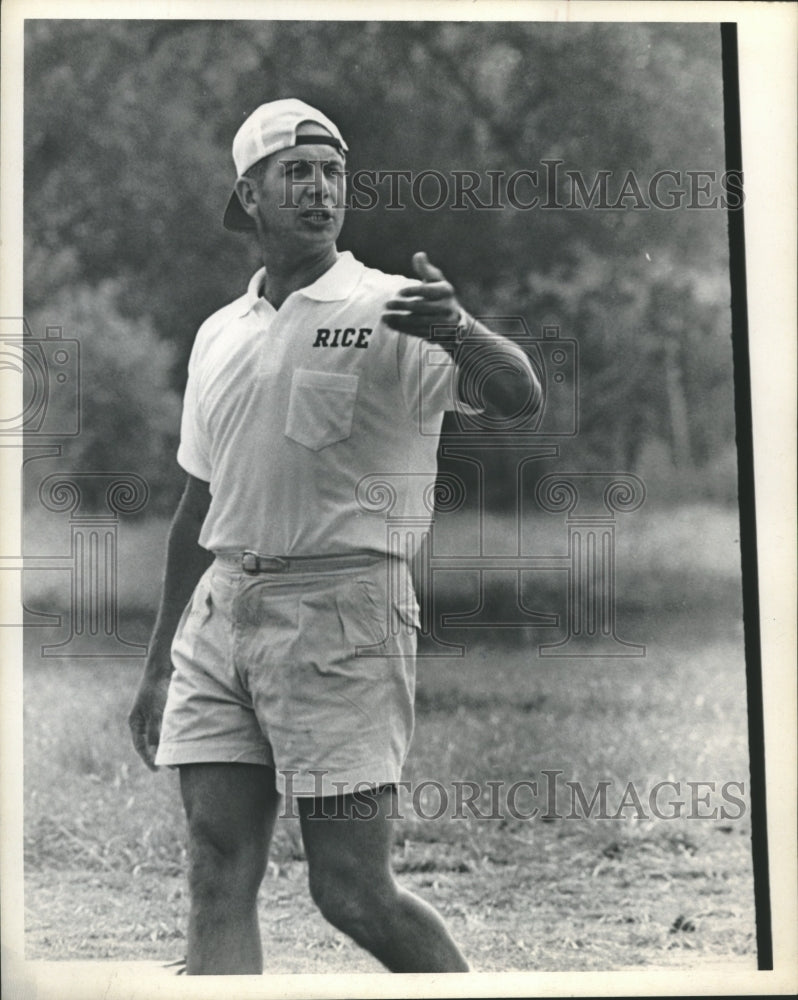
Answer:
[{"left": 215, "top": 550, "right": 386, "bottom": 575}]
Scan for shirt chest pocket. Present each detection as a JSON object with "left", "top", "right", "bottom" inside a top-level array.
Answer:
[{"left": 284, "top": 369, "right": 360, "bottom": 451}]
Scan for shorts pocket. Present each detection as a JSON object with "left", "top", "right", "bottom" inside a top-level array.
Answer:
[
  {"left": 395, "top": 598, "right": 421, "bottom": 633},
  {"left": 171, "top": 573, "right": 213, "bottom": 656},
  {"left": 185, "top": 573, "right": 213, "bottom": 628},
  {"left": 285, "top": 369, "right": 359, "bottom": 451},
  {"left": 336, "top": 579, "right": 387, "bottom": 648}
]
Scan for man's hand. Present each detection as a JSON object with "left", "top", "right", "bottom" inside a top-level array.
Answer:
[
  {"left": 382, "top": 252, "right": 542, "bottom": 420},
  {"left": 128, "top": 665, "right": 172, "bottom": 771},
  {"left": 128, "top": 474, "right": 213, "bottom": 772},
  {"left": 382, "top": 252, "right": 462, "bottom": 339}
]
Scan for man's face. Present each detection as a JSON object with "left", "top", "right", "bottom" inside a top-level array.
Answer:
[{"left": 240, "top": 122, "right": 346, "bottom": 250}]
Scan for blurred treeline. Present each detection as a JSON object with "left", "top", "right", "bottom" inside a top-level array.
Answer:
[{"left": 24, "top": 20, "right": 737, "bottom": 515}]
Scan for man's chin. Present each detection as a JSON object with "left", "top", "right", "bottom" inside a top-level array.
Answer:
[{"left": 256, "top": 217, "right": 344, "bottom": 252}]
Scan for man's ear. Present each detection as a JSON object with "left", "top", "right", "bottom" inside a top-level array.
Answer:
[{"left": 233, "top": 176, "right": 260, "bottom": 221}]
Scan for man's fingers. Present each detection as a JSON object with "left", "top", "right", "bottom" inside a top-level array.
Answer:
[
  {"left": 384, "top": 296, "right": 456, "bottom": 316},
  {"left": 382, "top": 312, "right": 455, "bottom": 337},
  {"left": 146, "top": 715, "right": 162, "bottom": 748},
  {"left": 138, "top": 736, "right": 159, "bottom": 771},
  {"left": 384, "top": 253, "right": 460, "bottom": 336},
  {"left": 412, "top": 251, "right": 445, "bottom": 282},
  {"left": 394, "top": 281, "right": 454, "bottom": 301},
  {"left": 129, "top": 711, "right": 160, "bottom": 771},
  {"left": 145, "top": 713, "right": 163, "bottom": 766},
  {"left": 131, "top": 731, "right": 159, "bottom": 772}
]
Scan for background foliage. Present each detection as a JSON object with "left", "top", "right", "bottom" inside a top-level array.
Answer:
[
  {"left": 24, "top": 20, "right": 736, "bottom": 513},
  {"left": 21, "top": 24, "right": 755, "bottom": 970}
]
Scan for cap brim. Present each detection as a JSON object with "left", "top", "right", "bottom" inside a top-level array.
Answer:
[{"left": 223, "top": 188, "right": 256, "bottom": 233}]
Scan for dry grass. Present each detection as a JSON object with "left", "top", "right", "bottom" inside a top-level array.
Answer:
[
  {"left": 23, "top": 623, "right": 755, "bottom": 969},
  {"left": 22, "top": 501, "right": 756, "bottom": 970}
]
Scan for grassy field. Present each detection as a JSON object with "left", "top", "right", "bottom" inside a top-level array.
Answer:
[{"left": 21, "top": 503, "right": 757, "bottom": 971}]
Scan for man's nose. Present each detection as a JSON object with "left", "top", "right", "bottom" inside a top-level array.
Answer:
[{"left": 314, "top": 165, "right": 340, "bottom": 202}]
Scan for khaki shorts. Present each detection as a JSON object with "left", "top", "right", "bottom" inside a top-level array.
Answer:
[{"left": 155, "top": 554, "right": 420, "bottom": 796}]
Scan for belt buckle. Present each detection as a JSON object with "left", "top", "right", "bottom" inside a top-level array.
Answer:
[{"left": 242, "top": 551, "right": 260, "bottom": 573}]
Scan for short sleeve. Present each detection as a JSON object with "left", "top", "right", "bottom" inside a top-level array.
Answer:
[
  {"left": 396, "top": 330, "right": 484, "bottom": 424},
  {"left": 176, "top": 338, "right": 212, "bottom": 483},
  {"left": 397, "top": 332, "right": 456, "bottom": 417}
]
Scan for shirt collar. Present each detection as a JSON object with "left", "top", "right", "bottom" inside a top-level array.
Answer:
[
  {"left": 237, "top": 251, "right": 363, "bottom": 317},
  {"left": 301, "top": 251, "right": 363, "bottom": 301}
]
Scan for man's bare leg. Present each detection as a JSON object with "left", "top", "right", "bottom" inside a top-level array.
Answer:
[
  {"left": 298, "top": 785, "right": 469, "bottom": 972},
  {"left": 179, "top": 763, "right": 279, "bottom": 974}
]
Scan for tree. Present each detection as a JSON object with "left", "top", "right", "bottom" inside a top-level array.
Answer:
[
  {"left": 25, "top": 282, "right": 183, "bottom": 513},
  {"left": 23, "top": 20, "right": 735, "bottom": 504}
]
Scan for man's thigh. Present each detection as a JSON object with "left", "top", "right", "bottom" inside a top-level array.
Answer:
[
  {"left": 297, "top": 785, "right": 396, "bottom": 879},
  {"left": 179, "top": 763, "right": 281, "bottom": 860}
]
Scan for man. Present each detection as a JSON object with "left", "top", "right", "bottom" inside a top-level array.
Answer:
[{"left": 128, "top": 98, "right": 540, "bottom": 975}]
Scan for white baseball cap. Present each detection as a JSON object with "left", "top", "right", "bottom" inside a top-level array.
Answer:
[{"left": 223, "top": 98, "right": 348, "bottom": 232}]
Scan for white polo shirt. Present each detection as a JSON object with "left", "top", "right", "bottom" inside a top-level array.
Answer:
[{"left": 177, "top": 251, "right": 464, "bottom": 556}]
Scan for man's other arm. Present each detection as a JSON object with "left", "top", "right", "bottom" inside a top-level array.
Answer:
[
  {"left": 382, "top": 251, "right": 541, "bottom": 420},
  {"left": 448, "top": 314, "right": 541, "bottom": 419},
  {"left": 128, "top": 474, "right": 213, "bottom": 770}
]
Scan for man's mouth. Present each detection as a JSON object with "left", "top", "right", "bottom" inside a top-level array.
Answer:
[{"left": 301, "top": 208, "right": 333, "bottom": 223}]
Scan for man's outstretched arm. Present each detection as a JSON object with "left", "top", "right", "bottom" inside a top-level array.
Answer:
[
  {"left": 128, "top": 474, "right": 213, "bottom": 770},
  {"left": 381, "top": 251, "right": 542, "bottom": 419}
]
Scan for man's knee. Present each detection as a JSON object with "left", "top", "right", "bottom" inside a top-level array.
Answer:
[
  {"left": 187, "top": 818, "right": 267, "bottom": 903},
  {"left": 308, "top": 863, "right": 397, "bottom": 936}
]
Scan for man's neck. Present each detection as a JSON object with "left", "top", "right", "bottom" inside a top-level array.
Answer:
[{"left": 260, "top": 245, "right": 339, "bottom": 309}]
